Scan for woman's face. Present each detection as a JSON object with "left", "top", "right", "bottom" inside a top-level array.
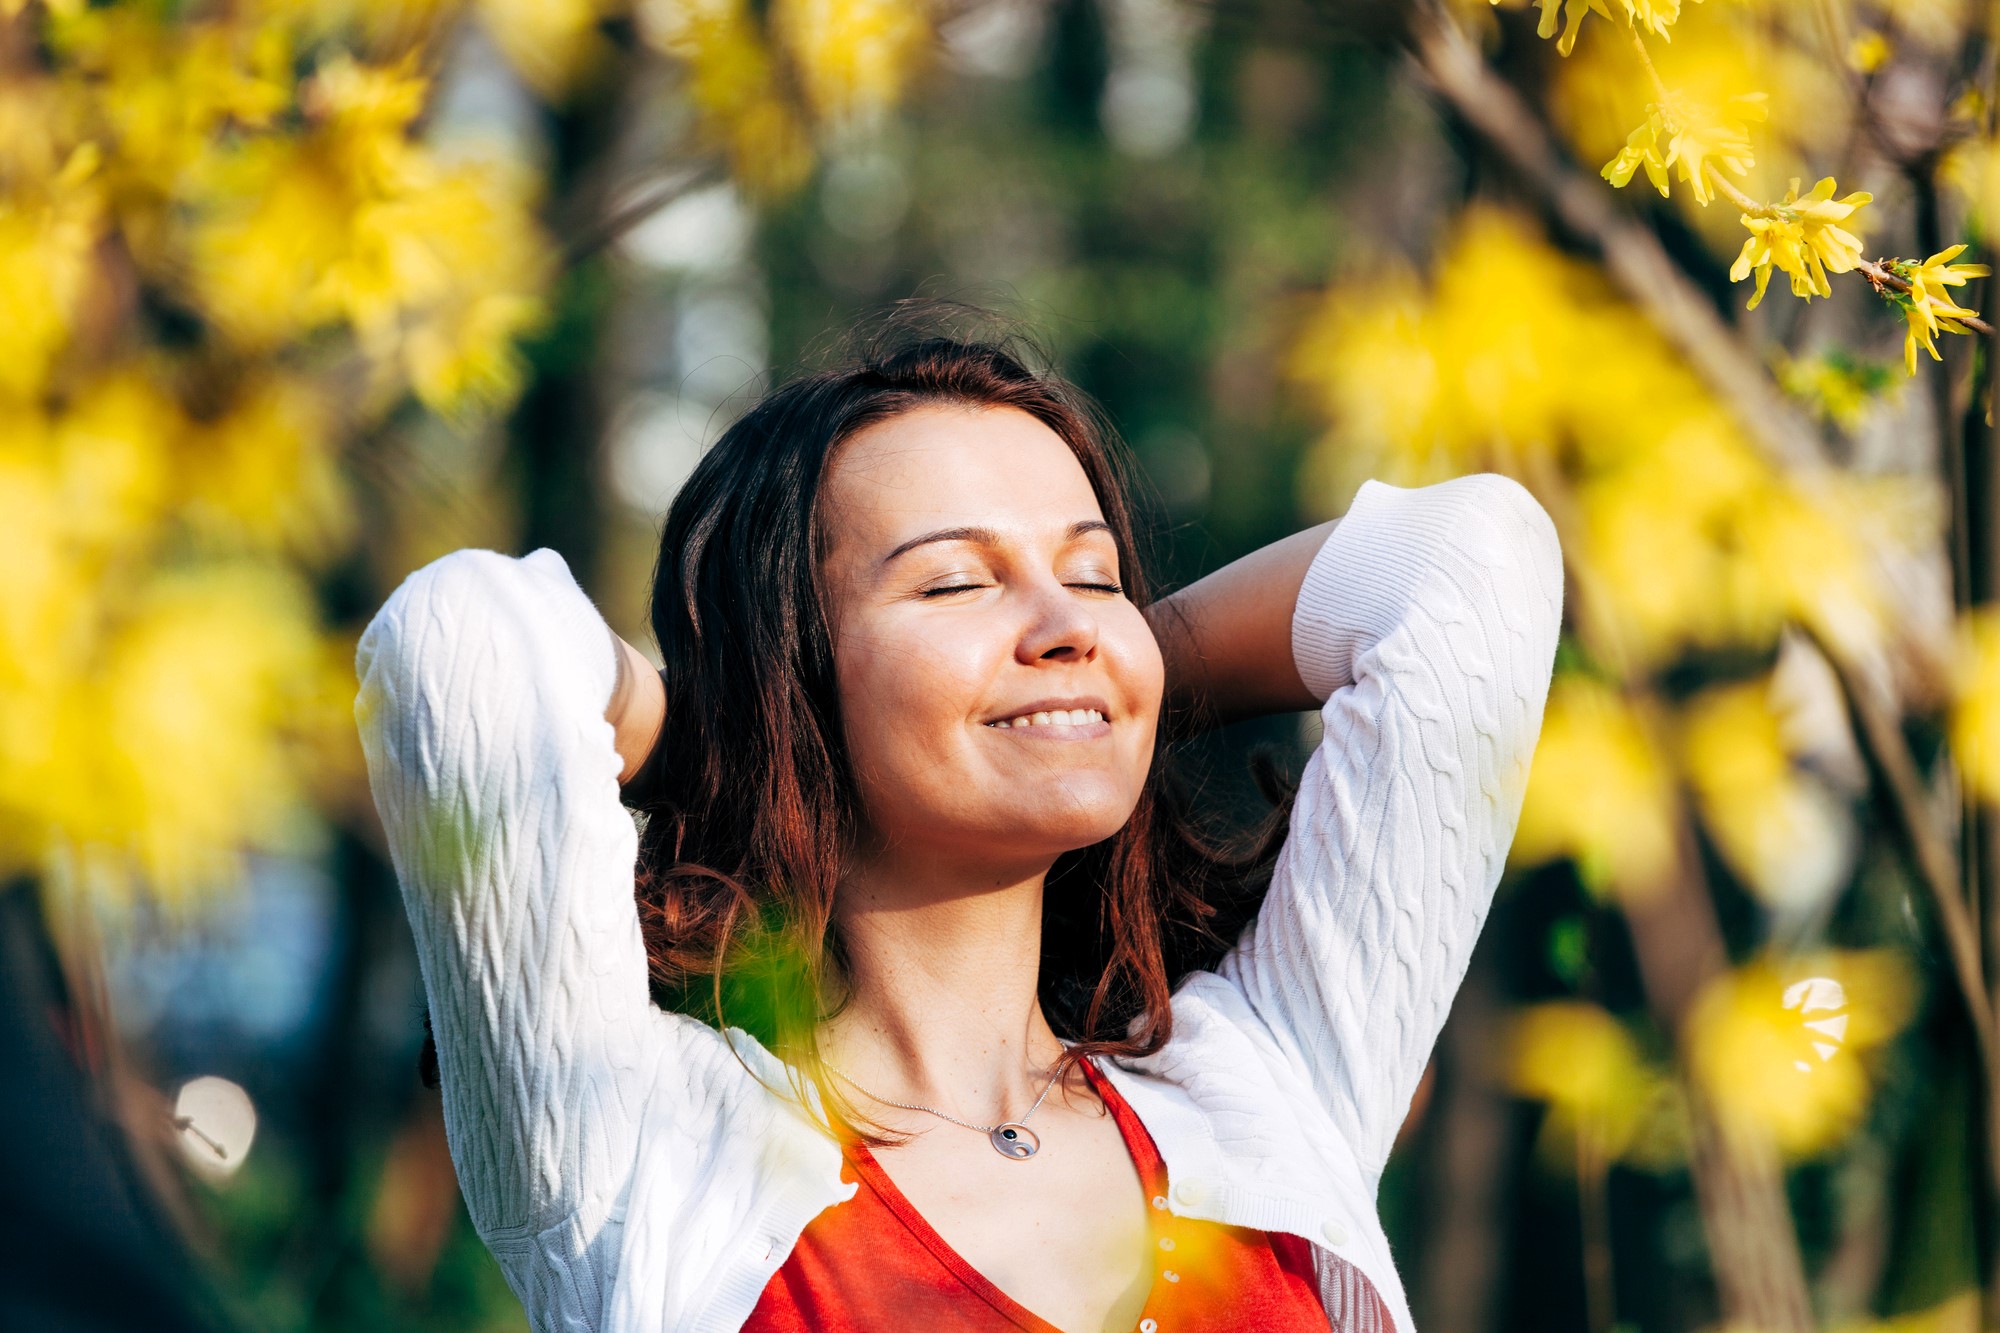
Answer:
[{"left": 820, "top": 404, "right": 1163, "bottom": 877}]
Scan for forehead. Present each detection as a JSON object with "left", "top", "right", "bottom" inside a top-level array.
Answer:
[{"left": 821, "top": 404, "right": 1106, "bottom": 552}]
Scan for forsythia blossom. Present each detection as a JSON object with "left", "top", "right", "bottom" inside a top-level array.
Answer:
[
  {"left": 1688, "top": 956, "right": 1914, "bottom": 1157},
  {"left": 1729, "top": 177, "right": 1873, "bottom": 309},
  {"left": 1889, "top": 245, "right": 1989, "bottom": 374},
  {"left": 1603, "top": 91, "right": 1765, "bottom": 204},
  {"left": 1953, "top": 607, "right": 2000, "bottom": 802},
  {"left": 1509, "top": 1002, "right": 1674, "bottom": 1164},
  {"left": 1536, "top": 0, "right": 1694, "bottom": 56}
]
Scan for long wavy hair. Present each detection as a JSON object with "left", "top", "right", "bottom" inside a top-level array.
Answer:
[{"left": 618, "top": 311, "right": 1290, "bottom": 1130}]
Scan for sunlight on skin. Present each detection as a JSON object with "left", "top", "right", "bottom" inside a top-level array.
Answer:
[
  {"left": 596, "top": 403, "right": 1335, "bottom": 1332},
  {"left": 809, "top": 405, "right": 1161, "bottom": 1333},
  {"left": 817, "top": 403, "right": 1164, "bottom": 884}
]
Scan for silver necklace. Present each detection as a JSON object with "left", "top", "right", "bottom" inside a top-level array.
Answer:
[{"left": 826, "top": 1059, "right": 1068, "bottom": 1160}]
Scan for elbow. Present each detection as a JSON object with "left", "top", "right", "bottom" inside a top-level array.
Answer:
[
  {"left": 1438, "top": 473, "right": 1564, "bottom": 658},
  {"left": 353, "top": 546, "right": 615, "bottom": 765},
  {"left": 356, "top": 548, "right": 523, "bottom": 688},
  {"left": 1451, "top": 473, "right": 1560, "bottom": 569},
  {"left": 1465, "top": 478, "right": 1564, "bottom": 769}
]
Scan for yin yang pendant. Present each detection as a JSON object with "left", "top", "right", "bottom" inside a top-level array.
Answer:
[{"left": 989, "top": 1122, "right": 1040, "bottom": 1160}]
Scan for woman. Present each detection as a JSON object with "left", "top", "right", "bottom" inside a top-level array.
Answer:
[{"left": 356, "top": 327, "right": 1562, "bottom": 1333}]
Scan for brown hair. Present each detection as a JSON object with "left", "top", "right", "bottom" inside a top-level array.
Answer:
[{"left": 620, "top": 308, "right": 1288, "bottom": 1130}]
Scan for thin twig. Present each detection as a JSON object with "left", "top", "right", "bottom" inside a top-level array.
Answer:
[
  {"left": 1855, "top": 256, "right": 1998, "bottom": 335},
  {"left": 562, "top": 160, "right": 726, "bottom": 266},
  {"left": 1817, "top": 632, "right": 1996, "bottom": 1063},
  {"left": 1704, "top": 163, "right": 1997, "bottom": 337},
  {"left": 1628, "top": 26, "right": 1671, "bottom": 105},
  {"left": 1697, "top": 166, "right": 1770, "bottom": 217}
]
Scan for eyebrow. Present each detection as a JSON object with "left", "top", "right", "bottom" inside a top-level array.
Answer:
[{"left": 882, "top": 519, "right": 1113, "bottom": 564}]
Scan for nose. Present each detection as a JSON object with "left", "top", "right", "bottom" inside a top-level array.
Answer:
[{"left": 1014, "top": 576, "right": 1101, "bottom": 665}]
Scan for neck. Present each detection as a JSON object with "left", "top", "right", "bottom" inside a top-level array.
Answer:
[{"left": 822, "top": 846, "right": 1063, "bottom": 1125}]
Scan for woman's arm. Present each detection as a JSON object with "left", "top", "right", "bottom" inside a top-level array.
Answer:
[
  {"left": 1145, "top": 520, "right": 1337, "bottom": 726},
  {"left": 1213, "top": 475, "right": 1563, "bottom": 1181},
  {"left": 356, "top": 548, "right": 666, "bottom": 1247},
  {"left": 606, "top": 632, "right": 666, "bottom": 784}
]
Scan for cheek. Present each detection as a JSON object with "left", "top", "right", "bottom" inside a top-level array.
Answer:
[
  {"left": 833, "top": 617, "right": 989, "bottom": 779},
  {"left": 1105, "top": 610, "right": 1166, "bottom": 733}
]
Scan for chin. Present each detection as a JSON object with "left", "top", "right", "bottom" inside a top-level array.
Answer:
[{"left": 1004, "top": 794, "right": 1139, "bottom": 856}]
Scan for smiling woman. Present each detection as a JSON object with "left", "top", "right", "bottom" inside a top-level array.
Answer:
[{"left": 355, "top": 315, "right": 1564, "bottom": 1333}]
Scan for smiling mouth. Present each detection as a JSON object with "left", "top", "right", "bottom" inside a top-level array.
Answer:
[{"left": 986, "top": 708, "right": 1108, "bottom": 730}]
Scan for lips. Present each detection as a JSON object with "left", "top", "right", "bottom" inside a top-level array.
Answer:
[
  {"left": 989, "top": 707, "right": 1105, "bottom": 729},
  {"left": 983, "top": 696, "right": 1113, "bottom": 732}
]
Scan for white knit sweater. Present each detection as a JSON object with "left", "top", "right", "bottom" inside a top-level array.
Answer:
[{"left": 355, "top": 473, "right": 1562, "bottom": 1333}]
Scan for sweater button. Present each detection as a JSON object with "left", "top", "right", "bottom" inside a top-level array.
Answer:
[
  {"left": 1139, "top": 1321, "right": 1158, "bottom": 1333},
  {"left": 1150, "top": 1195, "right": 1168, "bottom": 1211},
  {"left": 1322, "top": 1221, "right": 1350, "bottom": 1246},
  {"left": 1171, "top": 1181, "right": 1204, "bottom": 1208}
]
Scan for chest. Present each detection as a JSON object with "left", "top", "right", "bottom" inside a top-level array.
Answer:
[
  {"left": 741, "top": 1061, "right": 1334, "bottom": 1333},
  {"left": 871, "top": 1096, "right": 1153, "bottom": 1332}
]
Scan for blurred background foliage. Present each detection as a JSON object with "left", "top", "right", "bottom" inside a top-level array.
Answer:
[{"left": 4, "top": 0, "right": 2000, "bottom": 1331}]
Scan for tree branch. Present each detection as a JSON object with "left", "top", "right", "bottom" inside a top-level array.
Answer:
[
  {"left": 1403, "top": 0, "right": 1833, "bottom": 477},
  {"left": 562, "top": 161, "right": 726, "bottom": 267},
  {"left": 1818, "top": 632, "right": 1996, "bottom": 1072}
]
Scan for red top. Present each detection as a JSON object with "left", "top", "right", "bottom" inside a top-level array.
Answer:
[{"left": 744, "top": 1060, "right": 1390, "bottom": 1332}]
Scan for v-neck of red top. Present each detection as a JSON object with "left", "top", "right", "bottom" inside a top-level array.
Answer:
[
  {"left": 743, "top": 1058, "right": 1377, "bottom": 1333},
  {"left": 842, "top": 1132, "right": 1066, "bottom": 1332}
]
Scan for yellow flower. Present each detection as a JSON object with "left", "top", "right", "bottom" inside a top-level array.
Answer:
[
  {"left": 1603, "top": 92, "right": 1764, "bottom": 204},
  {"left": 1729, "top": 177, "right": 1872, "bottom": 309},
  {"left": 87, "top": 567, "right": 326, "bottom": 906},
  {"left": 1687, "top": 953, "right": 1914, "bottom": 1156},
  {"left": 1775, "top": 350, "right": 1899, "bottom": 432},
  {"left": 1536, "top": 0, "right": 1694, "bottom": 56},
  {"left": 1289, "top": 264, "right": 1448, "bottom": 486},
  {"left": 1953, "top": 606, "right": 2000, "bottom": 804},
  {"left": 1509, "top": 1002, "right": 1674, "bottom": 1163},
  {"left": 179, "top": 377, "right": 352, "bottom": 561},
  {"left": 0, "top": 143, "right": 103, "bottom": 401},
  {"left": 1513, "top": 676, "right": 1681, "bottom": 901},
  {"left": 1731, "top": 477, "right": 1889, "bottom": 657},
  {"left": 1570, "top": 418, "right": 1766, "bottom": 662},
  {"left": 1847, "top": 29, "right": 1892, "bottom": 73},
  {"left": 1679, "top": 678, "right": 1853, "bottom": 913},
  {"left": 307, "top": 55, "right": 429, "bottom": 193},
  {"left": 476, "top": 0, "right": 608, "bottom": 97},
  {"left": 639, "top": 0, "right": 815, "bottom": 194},
  {"left": 1602, "top": 107, "right": 1673, "bottom": 196},
  {"left": 190, "top": 57, "right": 546, "bottom": 414},
  {"left": 75, "top": 16, "right": 291, "bottom": 200},
  {"left": 1661, "top": 90, "right": 1763, "bottom": 203},
  {"left": 1891, "top": 244, "right": 1988, "bottom": 375},
  {"left": 771, "top": 0, "right": 929, "bottom": 123},
  {"left": 49, "top": 372, "right": 182, "bottom": 558}
]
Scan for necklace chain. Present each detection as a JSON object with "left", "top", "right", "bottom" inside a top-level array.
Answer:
[{"left": 825, "top": 1059, "right": 1068, "bottom": 1136}]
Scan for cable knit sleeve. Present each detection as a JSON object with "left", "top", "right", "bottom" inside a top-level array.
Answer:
[
  {"left": 354, "top": 548, "right": 663, "bottom": 1247},
  {"left": 1216, "top": 474, "right": 1562, "bottom": 1179}
]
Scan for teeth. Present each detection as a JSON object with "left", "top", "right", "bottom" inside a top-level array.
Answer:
[{"left": 988, "top": 709, "right": 1109, "bottom": 728}]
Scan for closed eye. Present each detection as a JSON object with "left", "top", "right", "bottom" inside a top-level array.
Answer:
[
  {"left": 918, "top": 583, "right": 988, "bottom": 598},
  {"left": 1070, "top": 582, "right": 1124, "bottom": 595}
]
